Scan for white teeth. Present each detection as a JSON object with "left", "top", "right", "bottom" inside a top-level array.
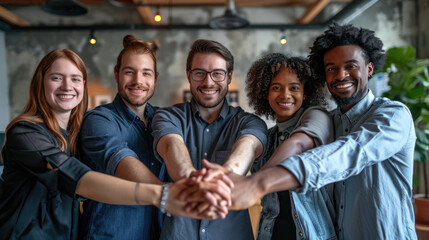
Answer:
[
  {"left": 335, "top": 83, "right": 353, "bottom": 89},
  {"left": 58, "top": 95, "right": 74, "bottom": 99},
  {"left": 278, "top": 102, "right": 293, "bottom": 106},
  {"left": 202, "top": 90, "right": 216, "bottom": 95}
]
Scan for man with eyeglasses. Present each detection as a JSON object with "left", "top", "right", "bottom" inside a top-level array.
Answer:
[{"left": 152, "top": 39, "right": 268, "bottom": 240}]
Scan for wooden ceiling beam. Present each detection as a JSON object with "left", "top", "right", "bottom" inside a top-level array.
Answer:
[
  {"left": 0, "top": 5, "right": 30, "bottom": 26},
  {"left": 132, "top": 0, "right": 154, "bottom": 25},
  {"left": 297, "top": 0, "right": 331, "bottom": 24}
]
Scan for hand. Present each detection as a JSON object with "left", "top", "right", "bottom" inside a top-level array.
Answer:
[
  {"left": 180, "top": 166, "right": 234, "bottom": 218},
  {"left": 202, "top": 160, "right": 264, "bottom": 211},
  {"left": 167, "top": 177, "right": 230, "bottom": 220}
]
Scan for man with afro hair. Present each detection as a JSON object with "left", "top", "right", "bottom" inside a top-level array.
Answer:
[{"left": 206, "top": 23, "right": 417, "bottom": 239}]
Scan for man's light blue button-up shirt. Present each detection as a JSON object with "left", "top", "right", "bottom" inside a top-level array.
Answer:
[{"left": 280, "top": 91, "right": 417, "bottom": 239}]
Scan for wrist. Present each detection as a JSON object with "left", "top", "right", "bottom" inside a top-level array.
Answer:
[{"left": 160, "top": 183, "right": 171, "bottom": 216}]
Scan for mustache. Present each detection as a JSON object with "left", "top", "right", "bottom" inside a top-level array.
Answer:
[
  {"left": 330, "top": 78, "right": 357, "bottom": 87},
  {"left": 126, "top": 84, "right": 148, "bottom": 91}
]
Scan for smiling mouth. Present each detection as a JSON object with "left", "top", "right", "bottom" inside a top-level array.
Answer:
[
  {"left": 200, "top": 89, "right": 217, "bottom": 95},
  {"left": 278, "top": 102, "right": 294, "bottom": 107},
  {"left": 58, "top": 94, "right": 74, "bottom": 99},
  {"left": 128, "top": 88, "right": 147, "bottom": 94},
  {"left": 334, "top": 82, "right": 353, "bottom": 89}
]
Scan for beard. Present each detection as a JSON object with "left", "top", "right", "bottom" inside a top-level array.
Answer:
[
  {"left": 332, "top": 88, "right": 368, "bottom": 106},
  {"left": 191, "top": 86, "right": 228, "bottom": 109},
  {"left": 118, "top": 84, "right": 155, "bottom": 107}
]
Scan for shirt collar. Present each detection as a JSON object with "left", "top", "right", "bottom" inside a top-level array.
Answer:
[
  {"left": 112, "top": 94, "right": 137, "bottom": 123},
  {"left": 191, "top": 98, "right": 229, "bottom": 120},
  {"left": 277, "top": 107, "right": 304, "bottom": 133},
  {"left": 335, "top": 90, "right": 375, "bottom": 121}
]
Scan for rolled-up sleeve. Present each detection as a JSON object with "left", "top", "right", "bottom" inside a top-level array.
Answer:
[
  {"left": 151, "top": 107, "right": 185, "bottom": 162},
  {"left": 238, "top": 114, "right": 268, "bottom": 149},
  {"left": 80, "top": 112, "right": 138, "bottom": 175},
  {"left": 281, "top": 102, "right": 414, "bottom": 193},
  {"left": 291, "top": 106, "right": 334, "bottom": 146}
]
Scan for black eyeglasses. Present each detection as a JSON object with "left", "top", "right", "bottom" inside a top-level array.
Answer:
[{"left": 189, "top": 69, "right": 228, "bottom": 82}]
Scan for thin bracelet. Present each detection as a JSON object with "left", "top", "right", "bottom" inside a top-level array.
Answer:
[
  {"left": 135, "top": 183, "right": 142, "bottom": 205},
  {"left": 160, "top": 183, "right": 171, "bottom": 216}
]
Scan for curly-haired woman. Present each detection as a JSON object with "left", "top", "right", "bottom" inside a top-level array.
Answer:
[{"left": 247, "top": 53, "right": 336, "bottom": 240}]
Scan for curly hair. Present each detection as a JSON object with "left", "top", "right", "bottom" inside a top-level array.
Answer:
[
  {"left": 309, "top": 23, "right": 385, "bottom": 83},
  {"left": 246, "top": 53, "right": 327, "bottom": 120}
]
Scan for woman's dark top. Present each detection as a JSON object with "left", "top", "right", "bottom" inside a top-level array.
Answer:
[{"left": 0, "top": 121, "right": 91, "bottom": 240}]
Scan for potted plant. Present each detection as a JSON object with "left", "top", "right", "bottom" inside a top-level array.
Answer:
[{"left": 378, "top": 46, "right": 429, "bottom": 224}]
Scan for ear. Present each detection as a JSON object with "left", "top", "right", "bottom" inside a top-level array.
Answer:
[
  {"left": 114, "top": 69, "right": 119, "bottom": 84},
  {"left": 187, "top": 71, "right": 192, "bottom": 84},
  {"left": 367, "top": 62, "right": 374, "bottom": 78},
  {"left": 227, "top": 71, "right": 233, "bottom": 84},
  {"left": 155, "top": 72, "right": 159, "bottom": 85}
]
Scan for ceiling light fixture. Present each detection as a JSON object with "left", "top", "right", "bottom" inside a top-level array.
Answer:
[
  {"left": 154, "top": 6, "right": 162, "bottom": 22},
  {"left": 280, "top": 36, "right": 287, "bottom": 45},
  {"left": 42, "top": 0, "right": 88, "bottom": 16},
  {"left": 89, "top": 29, "right": 96, "bottom": 45},
  {"left": 209, "top": 0, "right": 249, "bottom": 30}
]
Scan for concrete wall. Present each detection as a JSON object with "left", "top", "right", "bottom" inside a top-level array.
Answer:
[
  {"left": 417, "top": 0, "right": 429, "bottom": 58},
  {"left": 0, "top": 31, "right": 10, "bottom": 132},
  {"left": 4, "top": 0, "right": 417, "bottom": 122}
]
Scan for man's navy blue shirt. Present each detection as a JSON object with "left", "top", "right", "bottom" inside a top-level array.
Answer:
[
  {"left": 152, "top": 99, "right": 268, "bottom": 240},
  {"left": 78, "top": 94, "right": 165, "bottom": 240}
]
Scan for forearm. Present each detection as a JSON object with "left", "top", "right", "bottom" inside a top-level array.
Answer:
[
  {"left": 76, "top": 171, "right": 162, "bottom": 207},
  {"left": 252, "top": 165, "right": 300, "bottom": 195},
  {"left": 223, "top": 134, "right": 263, "bottom": 175},
  {"left": 262, "top": 132, "right": 314, "bottom": 170},
  {"left": 115, "top": 156, "right": 162, "bottom": 184},
  {"left": 157, "top": 134, "right": 196, "bottom": 180}
]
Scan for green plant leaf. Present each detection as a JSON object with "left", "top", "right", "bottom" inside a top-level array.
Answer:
[{"left": 407, "top": 87, "right": 426, "bottom": 99}]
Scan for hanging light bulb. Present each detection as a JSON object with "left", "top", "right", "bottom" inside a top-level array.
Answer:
[
  {"left": 280, "top": 36, "right": 287, "bottom": 45},
  {"left": 154, "top": 6, "right": 161, "bottom": 22},
  {"left": 89, "top": 29, "right": 96, "bottom": 45}
]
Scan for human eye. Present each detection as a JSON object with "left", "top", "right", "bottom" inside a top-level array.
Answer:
[
  {"left": 143, "top": 71, "right": 153, "bottom": 77},
  {"left": 326, "top": 67, "right": 336, "bottom": 72},
  {"left": 123, "top": 69, "right": 134, "bottom": 75},
  {"left": 193, "top": 70, "right": 205, "bottom": 76},
  {"left": 72, "top": 76, "right": 83, "bottom": 82},
  {"left": 290, "top": 86, "right": 300, "bottom": 91},
  {"left": 271, "top": 85, "right": 281, "bottom": 91},
  {"left": 212, "top": 70, "right": 225, "bottom": 77},
  {"left": 51, "top": 75, "right": 63, "bottom": 81},
  {"left": 346, "top": 64, "right": 358, "bottom": 69}
]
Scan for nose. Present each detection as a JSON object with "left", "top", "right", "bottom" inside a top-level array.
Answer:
[
  {"left": 201, "top": 72, "right": 215, "bottom": 86},
  {"left": 132, "top": 71, "right": 145, "bottom": 85},
  {"left": 335, "top": 68, "right": 350, "bottom": 80},
  {"left": 280, "top": 88, "right": 292, "bottom": 99},
  {"left": 61, "top": 78, "right": 73, "bottom": 91}
]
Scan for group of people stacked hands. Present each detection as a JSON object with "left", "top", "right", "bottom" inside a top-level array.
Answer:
[{"left": 0, "top": 22, "right": 418, "bottom": 240}]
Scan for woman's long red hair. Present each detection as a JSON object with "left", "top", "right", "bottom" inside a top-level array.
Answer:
[{"left": 1, "top": 49, "right": 88, "bottom": 163}]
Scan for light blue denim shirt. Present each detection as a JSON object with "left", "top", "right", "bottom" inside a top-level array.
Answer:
[
  {"left": 281, "top": 91, "right": 417, "bottom": 239},
  {"left": 253, "top": 107, "right": 336, "bottom": 240}
]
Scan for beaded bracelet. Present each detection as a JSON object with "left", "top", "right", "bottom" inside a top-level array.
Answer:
[{"left": 160, "top": 183, "right": 171, "bottom": 217}]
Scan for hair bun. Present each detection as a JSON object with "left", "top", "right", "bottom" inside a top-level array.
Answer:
[{"left": 122, "top": 35, "right": 160, "bottom": 55}]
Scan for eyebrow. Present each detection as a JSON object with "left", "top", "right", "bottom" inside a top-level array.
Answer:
[
  {"left": 270, "top": 81, "right": 301, "bottom": 86},
  {"left": 122, "top": 66, "right": 154, "bottom": 72},
  {"left": 48, "top": 72, "right": 83, "bottom": 78},
  {"left": 325, "top": 59, "right": 359, "bottom": 67}
]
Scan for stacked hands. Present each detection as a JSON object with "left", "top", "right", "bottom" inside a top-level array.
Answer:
[{"left": 163, "top": 160, "right": 262, "bottom": 220}]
